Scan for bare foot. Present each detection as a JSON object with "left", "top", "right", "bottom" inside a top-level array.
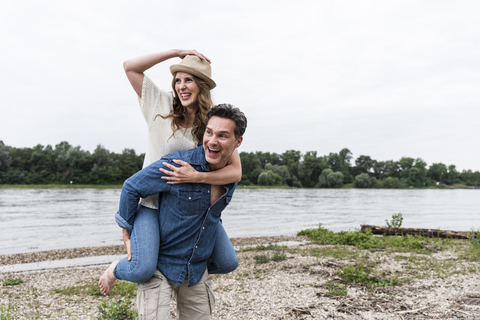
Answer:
[{"left": 98, "top": 260, "right": 119, "bottom": 295}]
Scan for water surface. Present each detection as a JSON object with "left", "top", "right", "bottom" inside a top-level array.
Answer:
[{"left": 1, "top": 188, "right": 478, "bottom": 254}]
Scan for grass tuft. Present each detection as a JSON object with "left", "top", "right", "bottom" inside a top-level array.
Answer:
[
  {"left": 53, "top": 280, "right": 137, "bottom": 298},
  {"left": 325, "top": 281, "right": 347, "bottom": 296},
  {"left": 254, "top": 254, "right": 270, "bottom": 264},
  {"left": 338, "top": 264, "right": 399, "bottom": 287},
  {"left": 2, "top": 278, "right": 23, "bottom": 286},
  {"left": 0, "top": 302, "right": 14, "bottom": 320},
  {"left": 97, "top": 298, "right": 137, "bottom": 320}
]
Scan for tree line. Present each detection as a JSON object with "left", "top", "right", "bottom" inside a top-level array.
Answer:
[
  {"left": 0, "top": 141, "right": 144, "bottom": 185},
  {"left": 240, "top": 148, "right": 480, "bottom": 188},
  {"left": 1, "top": 141, "right": 479, "bottom": 187}
]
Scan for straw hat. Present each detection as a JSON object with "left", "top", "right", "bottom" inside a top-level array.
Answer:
[{"left": 170, "top": 55, "right": 216, "bottom": 89}]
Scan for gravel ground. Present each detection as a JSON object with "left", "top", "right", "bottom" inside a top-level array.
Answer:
[
  {"left": 1, "top": 237, "right": 480, "bottom": 319},
  {"left": 0, "top": 236, "right": 307, "bottom": 266}
]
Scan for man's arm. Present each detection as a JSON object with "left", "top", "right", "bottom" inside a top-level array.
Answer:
[{"left": 115, "top": 158, "right": 173, "bottom": 234}]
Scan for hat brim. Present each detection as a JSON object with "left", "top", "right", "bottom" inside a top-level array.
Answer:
[{"left": 170, "top": 65, "right": 216, "bottom": 89}]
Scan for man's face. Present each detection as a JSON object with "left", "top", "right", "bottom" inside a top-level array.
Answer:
[{"left": 203, "top": 116, "right": 243, "bottom": 170}]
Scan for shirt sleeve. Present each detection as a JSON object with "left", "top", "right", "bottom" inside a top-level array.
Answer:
[
  {"left": 138, "top": 75, "right": 173, "bottom": 127},
  {"left": 115, "top": 157, "right": 173, "bottom": 233}
]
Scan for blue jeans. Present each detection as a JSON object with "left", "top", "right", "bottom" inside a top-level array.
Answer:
[{"left": 114, "top": 204, "right": 238, "bottom": 283}]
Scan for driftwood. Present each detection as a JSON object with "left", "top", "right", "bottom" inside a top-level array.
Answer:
[{"left": 360, "top": 224, "right": 476, "bottom": 239}]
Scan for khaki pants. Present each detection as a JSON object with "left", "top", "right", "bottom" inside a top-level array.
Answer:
[{"left": 136, "top": 269, "right": 215, "bottom": 320}]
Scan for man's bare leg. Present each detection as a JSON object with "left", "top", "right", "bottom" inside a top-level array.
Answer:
[{"left": 98, "top": 260, "right": 119, "bottom": 295}]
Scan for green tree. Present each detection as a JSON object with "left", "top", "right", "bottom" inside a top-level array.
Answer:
[
  {"left": 327, "top": 148, "right": 353, "bottom": 184},
  {"left": 113, "top": 148, "right": 143, "bottom": 181},
  {"left": 298, "top": 151, "right": 327, "bottom": 188},
  {"left": 0, "top": 140, "right": 12, "bottom": 172},
  {"left": 316, "top": 169, "right": 333, "bottom": 188},
  {"left": 398, "top": 157, "right": 427, "bottom": 187},
  {"left": 383, "top": 177, "right": 407, "bottom": 189},
  {"left": 0, "top": 141, "right": 12, "bottom": 183},
  {"left": 89, "top": 145, "right": 120, "bottom": 184},
  {"left": 271, "top": 164, "right": 291, "bottom": 185},
  {"left": 327, "top": 171, "right": 344, "bottom": 188},
  {"left": 55, "top": 142, "right": 90, "bottom": 183},
  {"left": 257, "top": 170, "right": 282, "bottom": 186},
  {"left": 443, "top": 165, "right": 460, "bottom": 185},
  {"left": 280, "top": 150, "right": 301, "bottom": 179},
  {"left": 255, "top": 151, "right": 281, "bottom": 169},
  {"left": 459, "top": 170, "right": 480, "bottom": 185},
  {"left": 383, "top": 160, "right": 401, "bottom": 178},
  {"left": 239, "top": 152, "right": 262, "bottom": 184},
  {"left": 371, "top": 160, "right": 385, "bottom": 179},
  {"left": 291, "top": 175, "right": 303, "bottom": 188},
  {"left": 354, "top": 173, "right": 370, "bottom": 188},
  {"left": 369, "top": 177, "right": 383, "bottom": 188},
  {"left": 427, "top": 163, "right": 448, "bottom": 182},
  {"left": 354, "top": 155, "right": 374, "bottom": 176},
  {"left": 27, "top": 144, "right": 56, "bottom": 184}
]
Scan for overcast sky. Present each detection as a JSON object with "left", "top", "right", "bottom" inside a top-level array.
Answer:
[{"left": 1, "top": 0, "right": 479, "bottom": 171}]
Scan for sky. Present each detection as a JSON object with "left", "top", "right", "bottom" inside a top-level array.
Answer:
[{"left": 1, "top": 0, "right": 479, "bottom": 171}]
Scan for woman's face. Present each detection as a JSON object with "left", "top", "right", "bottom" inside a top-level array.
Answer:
[{"left": 175, "top": 72, "right": 200, "bottom": 109}]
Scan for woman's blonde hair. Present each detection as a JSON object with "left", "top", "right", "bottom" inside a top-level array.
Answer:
[{"left": 161, "top": 73, "right": 213, "bottom": 145}]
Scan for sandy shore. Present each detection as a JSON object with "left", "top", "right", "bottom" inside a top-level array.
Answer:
[
  {"left": 1, "top": 236, "right": 480, "bottom": 319},
  {"left": 0, "top": 236, "right": 306, "bottom": 266}
]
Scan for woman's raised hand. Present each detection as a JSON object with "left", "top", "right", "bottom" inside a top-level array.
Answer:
[
  {"left": 160, "top": 159, "right": 201, "bottom": 184},
  {"left": 177, "top": 49, "right": 211, "bottom": 63}
]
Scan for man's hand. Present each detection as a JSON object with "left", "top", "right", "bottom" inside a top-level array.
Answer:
[
  {"left": 122, "top": 228, "right": 132, "bottom": 261},
  {"left": 160, "top": 160, "right": 201, "bottom": 184}
]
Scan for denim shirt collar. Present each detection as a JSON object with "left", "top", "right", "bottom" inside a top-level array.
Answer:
[
  {"left": 189, "top": 146, "right": 237, "bottom": 193},
  {"left": 189, "top": 146, "right": 211, "bottom": 172}
]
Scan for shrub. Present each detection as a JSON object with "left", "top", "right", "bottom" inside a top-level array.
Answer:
[
  {"left": 338, "top": 264, "right": 399, "bottom": 287},
  {"left": 316, "top": 169, "right": 333, "bottom": 188},
  {"left": 97, "top": 298, "right": 137, "bottom": 320},
  {"left": 327, "top": 172, "right": 344, "bottom": 188},
  {"left": 354, "top": 173, "right": 370, "bottom": 188},
  {"left": 257, "top": 170, "right": 282, "bottom": 186},
  {"left": 385, "top": 213, "right": 403, "bottom": 228}
]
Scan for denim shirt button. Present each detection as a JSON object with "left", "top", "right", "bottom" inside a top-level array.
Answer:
[
  {"left": 189, "top": 197, "right": 191, "bottom": 200},
  {"left": 195, "top": 246, "right": 198, "bottom": 248},
  {"left": 208, "top": 190, "right": 210, "bottom": 193}
]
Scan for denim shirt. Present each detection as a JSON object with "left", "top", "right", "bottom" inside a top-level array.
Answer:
[{"left": 115, "top": 146, "right": 237, "bottom": 287}]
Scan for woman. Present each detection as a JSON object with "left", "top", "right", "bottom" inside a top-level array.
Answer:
[{"left": 99, "top": 49, "right": 240, "bottom": 295}]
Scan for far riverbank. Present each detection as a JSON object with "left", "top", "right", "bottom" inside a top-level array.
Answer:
[{"left": 1, "top": 183, "right": 478, "bottom": 189}]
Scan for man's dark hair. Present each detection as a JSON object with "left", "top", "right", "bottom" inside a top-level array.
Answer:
[{"left": 205, "top": 104, "right": 247, "bottom": 139}]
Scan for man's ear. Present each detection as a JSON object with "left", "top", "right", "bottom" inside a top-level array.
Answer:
[{"left": 234, "top": 136, "right": 243, "bottom": 149}]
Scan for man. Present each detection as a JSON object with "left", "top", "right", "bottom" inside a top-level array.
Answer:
[{"left": 112, "top": 104, "right": 246, "bottom": 319}]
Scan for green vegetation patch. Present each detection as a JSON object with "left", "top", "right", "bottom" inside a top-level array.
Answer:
[
  {"left": 97, "top": 298, "right": 137, "bottom": 320},
  {"left": 239, "top": 243, "right": 288, "bottom": 252},
  {"left": 254, "top": 254, "right": 270, "bottom": 264},
  {"left": 271, "top": 252, "right": 287, "bottom": 262},
  {"left": 53, "top": 280, "right": 137, "bottom": 298},
  {"left": 460, "top": 232, "right": 480, "bottom": 262},
  {"left": 325, "top": 281, "right": 347, "bottom": 296},
  {"left": 2, "top": 278, "right": 23, "bottom": 286},
  {"left": 298, "top": 224, "right": 448, "bottom": 253},
  {"left": 0, "top": 302, "right": 14, "bottom": 320},
  {"left": 249, "top": 244, "right": 288, "bottom": 264},
  {"left": 338, "top": 264, "right": 400, "bottom": 287}
]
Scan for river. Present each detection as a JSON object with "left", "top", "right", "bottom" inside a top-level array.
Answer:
[{"left": 0, "top": 188, "right": 478, "bottom": 254}]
